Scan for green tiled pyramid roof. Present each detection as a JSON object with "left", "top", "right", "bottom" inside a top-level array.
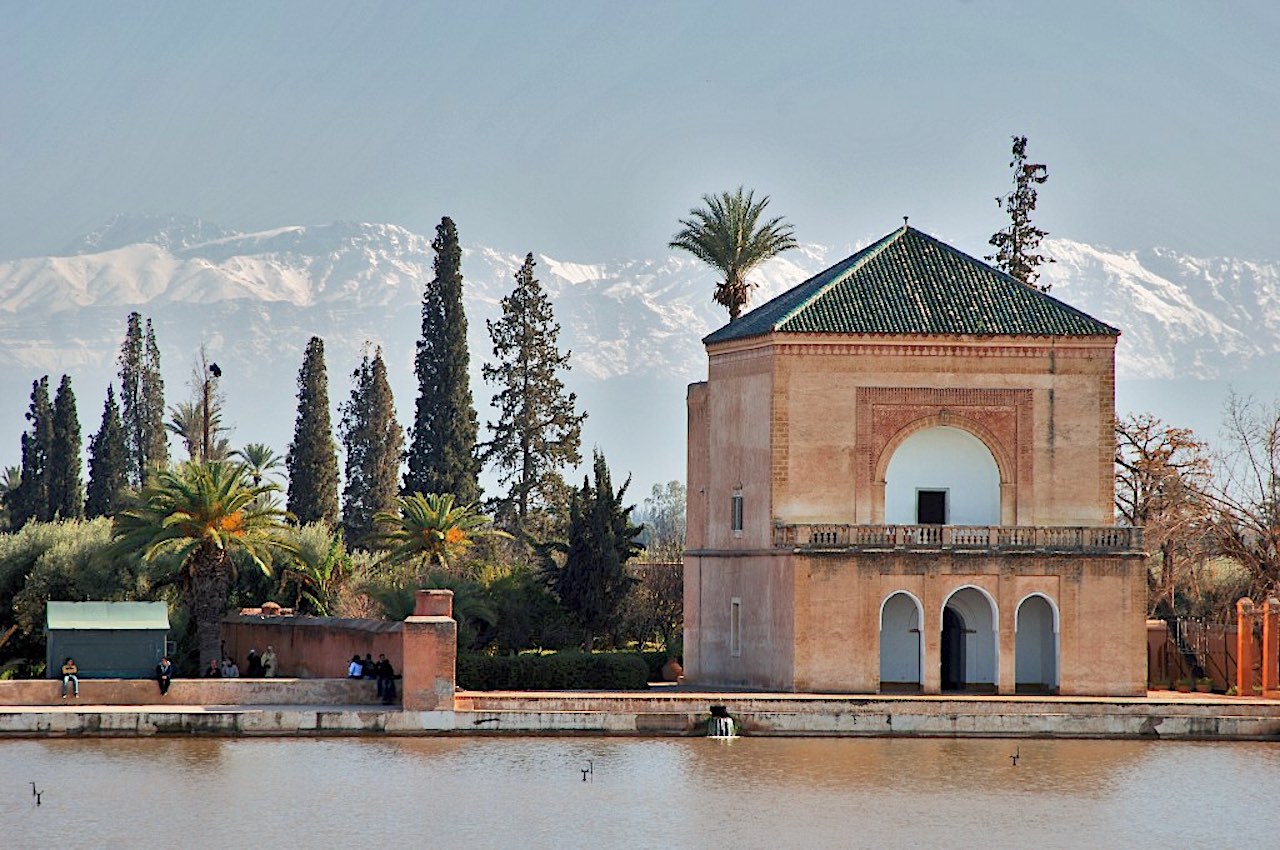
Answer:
[{"left": 703, "top": 225, "right": 1118, "bottom": 344}]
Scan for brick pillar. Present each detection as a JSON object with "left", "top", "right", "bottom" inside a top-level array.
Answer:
[
  {"left": 1263, "top": 598, "right": 1280, "bottom": 694},
  {"left": 1236, "top": 598, "right": 1255, "bottom": 696},
  {"left": 401, "top": 589, "right": 457, "bottom": 711}
]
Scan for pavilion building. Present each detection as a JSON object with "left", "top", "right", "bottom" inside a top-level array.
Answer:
[{"left": 683, "top": 224, "right": 1147, "bottom": 696}]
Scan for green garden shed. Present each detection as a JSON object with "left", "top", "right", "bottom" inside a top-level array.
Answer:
[{"left": 45, "top": 602, "right": 170, "bottom": 679}]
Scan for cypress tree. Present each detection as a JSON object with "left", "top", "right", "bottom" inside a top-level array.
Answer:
[
  {"left": 287, "top": 337, "right": 341, "bottom": 526},
  {"left": 118, "top": 312, "right": 168, "bottom": 485},
  {"left": 48, "top": 375, "right": 84, "bottom": 520},
  {"left": 141, "top": 318, "right": 168, "bottom": 472},
  {"left": 340, "top": 348, "right": 404, "bottom": 547},
  {"left": 86, "top": 384, "right": 129, "bottom": 518},
  {"left": 405, "top": 216, "right": 481, "bottom": 503},
  {"left": 481, "top": 253, "right": 587, "bottom": 540},
  {"left": 12, "top": 376, "right": 54, "bottom": 526},
  {"left": 988, "top": 134, "right": 1054, "bottom": 292},
  {"left": 549, "top": 450, "right": 643, "bottom": 650},
  {"left": 118, "top": 312, "right": 145, "bottom": 486}
]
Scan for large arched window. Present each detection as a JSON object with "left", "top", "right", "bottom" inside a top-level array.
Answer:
[{"left": 885, "top": 426, "right": 1000, "bottom": 525}]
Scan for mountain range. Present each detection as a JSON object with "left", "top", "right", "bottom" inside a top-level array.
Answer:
[{"left": 2, "top": 215, "right": 1277, "bottom": 495}]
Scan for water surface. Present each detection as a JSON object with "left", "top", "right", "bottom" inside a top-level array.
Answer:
[{"left": 3, "top": 736, "right": 1278, "bottom": 848}]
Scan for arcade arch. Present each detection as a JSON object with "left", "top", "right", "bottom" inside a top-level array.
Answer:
[
  {"left": 1015, "top": 593, "right": 1059, "bottom": 693},
  {"left": 879, "top": 592, "right": 923, "bottom": 692},
  {"left": 940, "top": 586, "right": 998, "bottom": 691}
]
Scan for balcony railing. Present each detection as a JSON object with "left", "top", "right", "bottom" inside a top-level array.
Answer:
[{"left": 772, "top": 523, "right": 1143, "bottom": 553}]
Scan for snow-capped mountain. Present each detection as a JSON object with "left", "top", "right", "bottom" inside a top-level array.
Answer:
[{"left": 1, "top": 217, "right": 1276, "bottom": 491}]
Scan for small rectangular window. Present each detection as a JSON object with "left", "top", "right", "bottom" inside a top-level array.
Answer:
[
  {"left": 917, "top": 489, "right": 947, "bottom": 525},
  {"left": 730, "top": 597, "right": 742, "bottom": 657},
  {"left": 731, "top": 492, "right": 744, "bottom": 534}
]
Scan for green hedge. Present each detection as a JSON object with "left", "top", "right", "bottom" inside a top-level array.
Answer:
[{"left": 457, "top": 651, "right": 650, "bottom": 691}]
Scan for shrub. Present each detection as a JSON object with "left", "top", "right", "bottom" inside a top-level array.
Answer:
[{"left": 457, "top": 651, "right": 649, "bottom": 691}]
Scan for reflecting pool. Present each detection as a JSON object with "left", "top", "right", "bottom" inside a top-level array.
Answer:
[{"left": 3, "top": 736, "right": 1278, "bottom": 848}]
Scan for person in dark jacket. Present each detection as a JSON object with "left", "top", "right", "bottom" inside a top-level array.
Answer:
[
  {"left": 204, "top": 659, "right": 221, "bottom": 678},
  {"left": 246, "top": 648, "right": 264, "bottom": 678},
  {"left": 362, "top": 653, "right": 376, "bottom": 679},
  {"left": 375, "top": 655, "right": 397, "bottom": 705},
  {"left": 156, "top": 657, "right": 175, "bottom": 696}
]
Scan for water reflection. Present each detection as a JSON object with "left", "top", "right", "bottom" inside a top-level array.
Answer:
[{"left": 3, "top": 737, "right": 1279, "bottom": 849}]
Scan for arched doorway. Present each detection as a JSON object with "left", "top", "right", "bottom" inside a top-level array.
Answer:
[
  {"left": 1016, "top": 594, "right": 1059, "bottom": 694},
  {"left": 884, "top": 426, "right": 1001, "bottom": 525},
  {"left": 879, "top": 592, "right": 923, "bottom": 693},
  {"left": 941, "top": 587, "right": 997, "bottom": 692}
]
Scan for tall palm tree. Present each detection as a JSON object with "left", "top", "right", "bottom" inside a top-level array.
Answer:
[
  {"left": 670, "top": 186, "right": 799, "bottom": 322},
  {"left": 111, "top": 460, "right": 294, "bottom": 668},
  {"left": 231, "top": 443, "right": 283, "bottom": 488},
  {"left": 375, "top": 492, "right": 511, "bottom": 575}
]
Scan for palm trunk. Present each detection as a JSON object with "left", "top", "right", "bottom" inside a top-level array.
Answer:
[{"left": 189, "top": 542, "right": 232, "bottom": 671}]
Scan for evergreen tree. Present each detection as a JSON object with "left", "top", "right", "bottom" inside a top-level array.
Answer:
[
  {"left": 48, "top": 375, "right": 84, "bottom": 520},
  {"left": 12, "top": 376, "right": 54, "bottom": 527},
  {"left": 141, "top": 318, "right": 169, "bottom": 471},
  {"left": 118, "top": 312, "right": 168, "bottom": 485},
  {"left": 481, "top": 253, "right": 586, "bottom": 541},
  {"left": 405, "top": 216, "right": 481, "bottom": 503},
  {"left": 0, "top": 466, "right": 19, "bottom": 532},
  {"left": 548, "top": 450, "right": 643, "bottom": 650},
  {"left": 287, "top": 337, "right": 340, "bottom": 526},
  {"left": 340, "top": 348, "right": 404, "bottom": 547},
  {"left": 86, "top": 385, "right": 129, "bottom": 518},
  {"left": 988, "top": 134, "right": 1054, "bottom": 292}
]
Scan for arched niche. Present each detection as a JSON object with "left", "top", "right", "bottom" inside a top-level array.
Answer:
[
  {"left": 1015, "top": 593, "right": 1059, "bottom": 693},
  {"left": 941, "top": 586, "right": 998, "bottom": 691},
  {"left": 879, "top": 592, "right": 923, "bottom": 692},
  {"left": 883, "top": 425, "right": 1002, "bottom": 525}
]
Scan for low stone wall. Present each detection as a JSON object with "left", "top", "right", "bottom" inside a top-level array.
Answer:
[
  {"left": 4, "top": 692, "right": 1280, "bottom": 739},
  {"left": 0, "top": 678, "right": 384, "bottom": 707},
  {"left": 222, "top": 615, "right": 403, "bottom": 678}
]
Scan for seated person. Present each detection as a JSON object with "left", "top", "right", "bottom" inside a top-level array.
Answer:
[
  {"left": 61, "top": 657, "right": 79, "bottom": 698},
  {"left": 347, "top": 655, "right": 363, "bottom": 678}
]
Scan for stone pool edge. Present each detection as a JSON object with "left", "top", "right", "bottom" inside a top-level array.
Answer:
[{"left": 4, "top": 693, "right": 1280, "bottom": 741}]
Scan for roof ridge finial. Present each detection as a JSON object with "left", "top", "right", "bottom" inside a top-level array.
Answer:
[{"left": 902, "top": 215, "right": 909, "bottom": 230}]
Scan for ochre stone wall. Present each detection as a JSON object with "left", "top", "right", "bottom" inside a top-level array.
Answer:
[
  {"left": 221, "top": 617, "right": 402, "bottom": 678},
  {"left": 682, "top": 553, "right": 795, "bottom": 690},
  {"left": 788, "top": 551, "right": 1146, "bottom": 696},
  {"left": 703, "top": 346, "right": 774, "bottom": 550},
  {"left": 753, "top": 334, "right": 1118, "bottom": 528}
]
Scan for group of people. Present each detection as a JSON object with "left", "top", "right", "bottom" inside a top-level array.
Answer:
[
  {"left": 204, "top": 646, "right": 277, "bottom": 679},
  {"left": 347, "top": 653, "right": 399, "bottom": 704},
  {"left": 60, "top": 656, "right": 175, "bottom": 697}
]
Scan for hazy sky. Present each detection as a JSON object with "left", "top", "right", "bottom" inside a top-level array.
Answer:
[{"left": 4, "top": 1, "right": 1278, "bottom": 263}]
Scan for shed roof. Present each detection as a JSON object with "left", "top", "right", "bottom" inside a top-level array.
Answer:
[
  {"left": 703, "top": 225, "right": 1118, "bottom": 344},
  {"left": 45, "top": 601, "right": 170, "bottom": 631}
]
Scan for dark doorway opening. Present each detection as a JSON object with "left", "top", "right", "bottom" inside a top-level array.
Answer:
[
  {"left": 917, "top": 490, "right": 947, "bottom": 525},
  {"left": 941, "top": 606, "right": 966, "bottom": 690}
]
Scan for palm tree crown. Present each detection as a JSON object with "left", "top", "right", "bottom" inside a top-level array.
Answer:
[
  {"left": 112, "top": 460, "right": 293, "bottom": 667},
  {"left": 375, "top": 492, "right": 510, "bottom": 574},
  {"left": 670, "top": 186, "right": 798, "bottom": 321}
]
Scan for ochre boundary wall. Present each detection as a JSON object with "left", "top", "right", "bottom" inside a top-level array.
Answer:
[{"left": 0, "top": 678, "right": 382, "bottom": 707}]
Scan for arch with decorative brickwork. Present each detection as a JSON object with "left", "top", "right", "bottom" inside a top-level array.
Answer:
[{"left": 874, "top": 414, "right": 1016, "bottom": 526}]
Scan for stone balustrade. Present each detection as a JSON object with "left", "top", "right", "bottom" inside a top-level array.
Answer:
[{"left": 773, "top": 523, "right": 1144, "bottom": 553}]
